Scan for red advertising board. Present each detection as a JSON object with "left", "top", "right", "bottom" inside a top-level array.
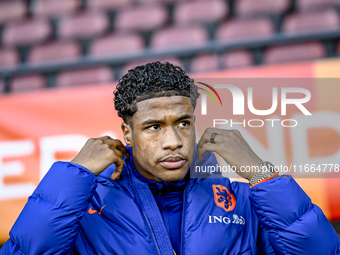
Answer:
[{"left": 1, "top": 59, "right": 340, "bottom": 243}]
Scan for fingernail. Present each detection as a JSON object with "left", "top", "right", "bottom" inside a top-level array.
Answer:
[{"left": 111, "top": 172, "right": 119, "bottom": 180}]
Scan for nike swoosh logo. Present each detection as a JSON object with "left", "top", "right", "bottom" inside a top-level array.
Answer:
[
  {"left": 88, "top": 207, "right": 97, "bottom": 214},
  {"left": 88, "top": 205, "right": 107, "bottom": 215}
]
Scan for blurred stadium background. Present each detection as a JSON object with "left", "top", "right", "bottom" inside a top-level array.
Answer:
[
  {"left": 1, "top": 0, "right": 340, "bottom": 90},
  {"left": 1, "top": 0, "right": 340, "bottom": 247}
]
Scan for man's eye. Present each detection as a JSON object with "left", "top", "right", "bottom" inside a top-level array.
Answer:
[
  {"left": 178, "top": 121, "right": 190, "bottom": 128},
  {"left": 148, "top": 125, "right": 160, "bottom": 130}
]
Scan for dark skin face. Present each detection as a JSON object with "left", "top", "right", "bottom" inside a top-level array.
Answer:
[{"left": 122, "top": 96, "right": 196, "bottom": 182}]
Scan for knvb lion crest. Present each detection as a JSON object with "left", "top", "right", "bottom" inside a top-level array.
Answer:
[{"left": 212, "top": 185, "right": 236, "bottom": 212}]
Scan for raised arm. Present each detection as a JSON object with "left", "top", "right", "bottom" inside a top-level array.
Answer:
[
  {"left": 251, "top": 175, "right": 340, "bottom": 254},
  {"left": 197, "top": 128, "right": 340, "bottom": 254},
  {"left": 1, "top": 136, "right": 129, "bottom": 255}
]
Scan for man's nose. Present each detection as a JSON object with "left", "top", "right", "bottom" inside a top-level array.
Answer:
[{"left": 162, "top": 127, "right": 183, "bottom": 150}]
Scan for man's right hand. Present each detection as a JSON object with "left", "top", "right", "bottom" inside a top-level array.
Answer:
[{"left": 71, "top": 136, "right": 130, "bottom": 180}]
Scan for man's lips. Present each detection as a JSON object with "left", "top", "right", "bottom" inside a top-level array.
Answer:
[{"left": 159, "top": 156, "right": 186, "bottom": 169}]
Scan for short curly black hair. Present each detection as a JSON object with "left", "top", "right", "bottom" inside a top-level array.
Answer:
[{"left": 114, "top": 61, "right": 200, "bottom": 123}]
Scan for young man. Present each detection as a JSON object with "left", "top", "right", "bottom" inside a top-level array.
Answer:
[{"left": 1, "top": 62, "right": 339, "bottom": 254}]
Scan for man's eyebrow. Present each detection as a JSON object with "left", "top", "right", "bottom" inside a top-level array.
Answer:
[
  {"left": 177, "top": 114, "right": 192, "bottom": 122},
  {"left": 141, "top": 119, "right": 164, "bottom": 125},
  {"left": 141, "top": 114, "right": 192, "bottom": 126}
]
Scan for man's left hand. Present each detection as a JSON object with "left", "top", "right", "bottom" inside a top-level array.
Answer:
[{"left": 197, "top": 128, "right": 262, "bottom": 181}]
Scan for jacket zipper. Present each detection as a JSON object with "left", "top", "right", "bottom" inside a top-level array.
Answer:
[
  {"left": 158, "top": 195, "right": 171, "bottom": 236},
  {"left": 180, "top": 178, "right": 195, "bottom": 255},
  {"left": 180, "top": 195, "right": 186, "bottom": 255},
  {"left": 127, "top": 164, "right": 162, "bottom": 255},
  {"left": 142, "top": 209, "right": 162, "bottom": 255}
]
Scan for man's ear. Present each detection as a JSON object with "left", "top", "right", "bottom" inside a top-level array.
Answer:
[{"left": 121, "top": 122, "right": 133, "bottom": 147}]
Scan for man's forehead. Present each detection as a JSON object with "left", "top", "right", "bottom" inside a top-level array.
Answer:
[
  {"left": 132, "top": 96, "right": 192, "bottom": 121},
  {"left": 136, "top": 96, "right": 191, "bottom": 111}
]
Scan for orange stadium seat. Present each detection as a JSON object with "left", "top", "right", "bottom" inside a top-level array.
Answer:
[
  {"left": 2, "top": 18, "right": 51, "bottom": 46},
  {"left": 56, "top": 66, "right": 114, "bottom": 87},
  {"left": 174, "top": 0, "right": 228, "bottom": 25},
  {"left": 89, "top": 33, "right": 144, "bottom": 57},
  {"left": 263, "top": 41, "right": 326, "bottom": 64},
  {"left": 0, "top": 1, "right": 26, "bottom": 24},
  {"left": 33, "top": 0, "right": 80, "bottom": 18},
  {"left": 122, "top": 57, "right": 183, "bottom": 75},
  {"left": 115, "top": 4, "right": 168, "bottom": 32},
  {"left": 223, "top": 50, "right": 253, "bottom": 69},
  {"left": 190, "top": 54, "right": 219, "bottom": 73},
  {"left": 10, "top": 74, "right": 46, "bottom": 93},
  {"left": 58, "top": 11, "right": 109, "bottom": 40},
  {"left": 216, "top": 17, "right": 274, "bottom": 41},
  {"left": 235, "top": 0, "right": 290, "bottom": 17},
  {"left": 282, "top": 9, "right": 340, "bottom": 34},
  {"left": 297, "top": 0, "right": 340, "bottom": 12},
  {"left": 88, "top": 0, "right": 133, "bottom": 11},
  {"left": 151, "top": 25, "right": 208, "bottom": 49},
  {"left": 28, "top": 41, "right": 81, "bottom": 64},
  {"left": 0, "top": 48, "right": 19, "bottom": 69}
]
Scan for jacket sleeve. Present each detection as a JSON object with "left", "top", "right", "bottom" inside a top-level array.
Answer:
[
  {"left": 250, "top": 175, "right": 340, "bottom": 255},
  {"left": 0, "top": 162, "right": 97, "bottom": 255}
]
